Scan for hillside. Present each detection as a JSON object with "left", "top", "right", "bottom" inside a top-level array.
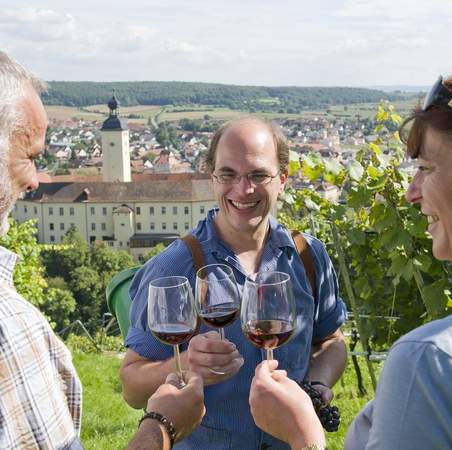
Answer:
[{"left": 42, "top": 81, "right": 406, "bottom": 112}]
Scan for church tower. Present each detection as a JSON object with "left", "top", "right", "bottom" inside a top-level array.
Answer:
[{"left": 101, "top": 94, "right": 131, "bottom": 182}]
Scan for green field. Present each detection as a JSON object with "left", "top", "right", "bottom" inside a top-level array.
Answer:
[
  {"left": 74, "top": 351, "right": 377, "bottom": 450},
  {"left": 45, "top": 98, "right": 419, "bottom": 125}
]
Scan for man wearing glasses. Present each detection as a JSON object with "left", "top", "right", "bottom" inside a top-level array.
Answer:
[{"left": 121, "top": 117, "right": 347, "bottom": 450}]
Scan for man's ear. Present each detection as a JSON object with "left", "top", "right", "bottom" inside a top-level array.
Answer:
[{"left": 279, "top": 170, "right": 288, "bottom": 193}]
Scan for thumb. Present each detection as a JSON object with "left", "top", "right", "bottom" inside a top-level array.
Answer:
[{"left": 165, "top": 372, "right": 180, "bottom": 388}]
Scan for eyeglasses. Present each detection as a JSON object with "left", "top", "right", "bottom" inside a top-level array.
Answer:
[
  {"left": 422, "top": 76, "right": 452, "bottom": 111},
  {"left": 212, "top": 171, "right": 280, "bottom": 185}
]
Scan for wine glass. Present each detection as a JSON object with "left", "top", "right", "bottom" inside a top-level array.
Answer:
[
  {"left": 195, "top": 263, "right": 240, "bottom": 340},
  {"left": 148, "top": 276, "right": 198, "bottom": 383},
  {"left": 241, "top": 271, "right": 296, "bottom": 361}
]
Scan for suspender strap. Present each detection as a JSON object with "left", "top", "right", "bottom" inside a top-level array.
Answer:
[
  {"left": 181, "top": 235, "right": 205, "bottom": 273},
  {"left": 291, "top": 230, "right": 317, "bottom": 302}
]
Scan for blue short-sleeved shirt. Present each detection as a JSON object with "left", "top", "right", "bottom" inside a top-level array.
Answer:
[{"left": 126, "top": 209, "right": 347, "bottom": 450}]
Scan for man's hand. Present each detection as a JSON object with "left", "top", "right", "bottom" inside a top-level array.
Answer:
[
  {"left": 249, "top": 360, "right": 326, "bottom": 450},
  {"left": 187, "top": 331, "right": 244, "bottom": 385},
  {"left": 146, "top": 371, "right": 205, "bottom": 442}
]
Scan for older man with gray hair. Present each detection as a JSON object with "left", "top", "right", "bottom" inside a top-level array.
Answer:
[
  {"left": 0, "top": 50, "right": 84, "bottom": 450},
  {"left": 0, "top": 50, "right": 205, "bottom": 450}
]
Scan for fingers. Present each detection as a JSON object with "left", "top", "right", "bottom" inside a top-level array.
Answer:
[
  {"left": 254, "top": 359, "right": 279, "bottom": 376},
  {"left": 189, "top": 332, "right": 237, "bottom": 353}
]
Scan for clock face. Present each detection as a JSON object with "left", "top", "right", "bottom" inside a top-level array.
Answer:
[{"left": 110, "top": 142, "right": 115, "bottom": 147}]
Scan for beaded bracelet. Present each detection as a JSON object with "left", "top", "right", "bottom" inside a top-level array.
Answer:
[
  {"left": 310, "top": 380, "right": 329, "bottom": 388},
  {"left": 300, "top": 445, "right": 327, "bottom": 450},
  {"left": 139, "top": 411, "right": 176, "bottom": 448}
]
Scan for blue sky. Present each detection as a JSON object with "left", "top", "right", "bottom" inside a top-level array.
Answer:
[{"left": 1, "top": 0, "right": 451, "bottom": 86}]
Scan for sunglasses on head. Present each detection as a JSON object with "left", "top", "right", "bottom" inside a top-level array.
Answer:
[{"left": 422, "top": 75, "right": 452, "bottom": 111}]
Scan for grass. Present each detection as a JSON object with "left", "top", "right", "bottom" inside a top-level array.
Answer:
[
  {"left": 73, "top": 351, "right": 378, "bottom": 450},
  {"left": 74, "top": 352, "right": 141, "bottom": 450}
]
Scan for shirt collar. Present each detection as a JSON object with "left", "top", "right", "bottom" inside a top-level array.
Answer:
[
  {"left": 200, "top": 209, "right": 296, "bottom": 253},
  {"left": 0, "top": 246, "right": 18, "bottom": 286}
]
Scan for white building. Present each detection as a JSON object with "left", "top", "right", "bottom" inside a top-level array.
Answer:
[{"left": 12, "top": 96, "right": 216, "bottom": 261}]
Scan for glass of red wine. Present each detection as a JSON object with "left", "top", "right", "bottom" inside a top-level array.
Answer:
[
  {"left": 148, "top": 276, "right": 198, "bottom": 384},
  {"left": 195, "top": 263, "right": 240, "bottom": 340},
  {"left": 241, "top": 271, "right": 296, "bottom": 361}
]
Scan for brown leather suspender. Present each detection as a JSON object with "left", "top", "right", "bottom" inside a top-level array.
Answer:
[
  {"left": 181, "top": 230, "right": 317, "bottom": 301},
  {"left": 181, "top": 234, "right": 205, "bottom": 273},
  {"left": 291, "top": 230, "right": 317, "bottom": 302}
]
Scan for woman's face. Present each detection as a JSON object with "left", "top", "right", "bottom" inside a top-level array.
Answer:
[{"left": 406, "top": 126, "right": 452, "bottom": 261}]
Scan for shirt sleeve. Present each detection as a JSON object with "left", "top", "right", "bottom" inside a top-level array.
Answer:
[
  {"left": 125, "top": 239, "right": 196, "bottom": 360},
  {"left": 364, "top": 340, "right": 452, "bottom": 450},
  {"left": 306, "top": 236, "right": 347, "bottom": 340}
]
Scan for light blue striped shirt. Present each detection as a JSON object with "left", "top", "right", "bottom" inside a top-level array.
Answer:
[{"left": 127, "top": 209, "right": 346, "bottom": 450}]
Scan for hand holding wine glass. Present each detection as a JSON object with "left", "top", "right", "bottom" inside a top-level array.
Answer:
[
  {"left": 148, "top": 276, "right": 198, "bottom": 385},
  {"left": 241, "top": 271, "right": 296, "bottom": 362},
  {"left": 195, "top": 263, "right": 240, "bottom": 340}
]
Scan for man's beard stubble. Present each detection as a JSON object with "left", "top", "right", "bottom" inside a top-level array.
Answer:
[{"left": 0, "top": 172, "right": 14, "bottom": 236}]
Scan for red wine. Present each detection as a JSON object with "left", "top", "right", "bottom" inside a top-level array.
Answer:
[
  {"left": 244, "top": 319, "right": 294, "bottom": 349},
  {"left": 151, "top": 324, "right": 196, "bottom": 345},
  {"left": 199, "top": 306, "right": 240, "bottom": 328}
]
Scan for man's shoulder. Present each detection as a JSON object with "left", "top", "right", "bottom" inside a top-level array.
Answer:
[{"left": 0, "top": 283, "right": 46, "bottom": 321}]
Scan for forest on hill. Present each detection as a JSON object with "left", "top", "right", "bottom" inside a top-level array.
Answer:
[{"left": 42, "top": 81, "right": 408, "bottom": 112}]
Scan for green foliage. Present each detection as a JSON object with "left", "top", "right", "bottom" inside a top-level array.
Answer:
[
  {"left": 66, "top": 333, "right": 124, "bottom": 354},
  {"left": 280, "top": 101, "right": 451, "bottom": 350},
  {"left": 41, "top": 229, "right": 135, "bottom": 332},
  {"left": 0, "top": 219, "right": 47, "bottom": 306}
]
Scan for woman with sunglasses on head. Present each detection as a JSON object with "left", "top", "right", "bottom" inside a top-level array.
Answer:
[{"left": 248, "top": 76, "right": 452, "bottom": 450}]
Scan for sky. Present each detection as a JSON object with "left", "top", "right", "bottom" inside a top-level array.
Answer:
[{"left": 1, "top": 0, "right": 452, "bottom": 87}]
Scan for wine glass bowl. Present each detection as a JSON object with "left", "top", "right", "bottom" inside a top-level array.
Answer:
[
  {"left": 148, "top": 275, "right": 198, "bottom": 382},
  {"left": 195, "top": 263, "right": 240, "bottom": 340},
  {"left": 241, "top": 271, "right": 296, "bottom": 361}
]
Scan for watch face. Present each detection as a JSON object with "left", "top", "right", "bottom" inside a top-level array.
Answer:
[{"left": 110, "top": 142, "right": 115, "bottom": 147}]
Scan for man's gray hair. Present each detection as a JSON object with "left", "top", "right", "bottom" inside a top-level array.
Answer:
[{"left": 0, "top": 50, "right": 47, "bottom": 163}]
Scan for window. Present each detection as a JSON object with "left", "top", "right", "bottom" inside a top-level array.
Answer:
[
  {"left": 162, "top": 223, "right": 167, "bottom": 230},
  {"left": 34, "top": 206, "right": 37, "bottom": 214},
  {"left": 60, "top": 223, "right": 65, "bottom": 231},
  {"left": 137, "top": 222, "right": 142, "bottom": 231},
  {"left": 161, "top": 206, "right": 166, "bottom": 215},
  {"left": 24, "top": 205, "right": 28, "bottom": 213},
  {"left": 184, "top": 206, "right": 189, "bottom": 215},
  {"left": 172, "top": 206, "right": 178, "bottom": 215},
  {"left": 108, "top": 241, "right": 114, "bottom": 247},
  {"left": 90, "top": 207, "right": 95, "bottom": 215},
  {"left": 119, "top": 241, "right": 123, "bottom": 247},
  {"left": 49, "top": 223, "right": 54, "bottom": 231},
  {"left": 102, "top": 207, "right": 107, "bottom": 216},
  {"left": 60, "top": 236, "right": 64, "bottom": 242},
  {"left": 50, "top": 235, "right": 55, "bottom": 242},
  {"left": 101, "top": 223, "right": 106, "bottom": 231},
  {"left": 150, "top": 223, "right": 155, "bottom": 230},
  {"left": 70, "top": 207, "right": 74, "bottom": 216},
  {"left": 91, "top": 223, "right": 96, "bottom": 231},
  {"left": 136, "top": 206, "right": 141, "bottom": 215},
  {"left": 149, "top": 206, "right": 154, "bottom": 215},
  {"left": 70, "top": 223, "right": 75, "bottom": 229},
  {"left": 200, "top": 206, "right": 205, "bottom": 214},
  {"left": 185, "top": 222, "right": 189, "bottom": 230},
  {"left": 173, "top": 222, "right": 178, "bottom": 230},
  {"left": 59, "top": 207, "right": 64, "bottom": 216},
  {"left": 49, "top": 207, "right": 53, "bottom": 216}
]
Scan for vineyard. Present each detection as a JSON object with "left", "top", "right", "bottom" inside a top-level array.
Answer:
[{"left": 279, "top": 101, "right": 452, "bottom": 389}]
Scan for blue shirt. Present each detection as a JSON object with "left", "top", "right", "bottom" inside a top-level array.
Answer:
[{"left": 127, "top": 210, "right": 347, "bottom": 450}]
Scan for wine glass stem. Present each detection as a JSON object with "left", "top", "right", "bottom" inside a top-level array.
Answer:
[
  {"left": 173, "top": 344, "right": 185, "bottom": 386},
  {"left": 219, "top": 327, "right": 225, "bottom": 340},
  {"left": 266, "top": 348, "right": 273, "bottom": 361}
]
